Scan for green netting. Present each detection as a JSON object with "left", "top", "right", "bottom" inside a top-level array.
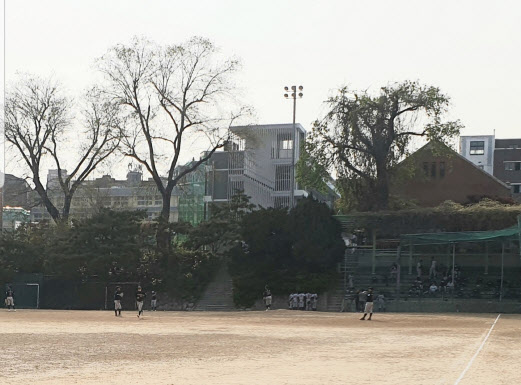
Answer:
[{"left": 400, "top": 225, "right": 521, "bottom": 246}]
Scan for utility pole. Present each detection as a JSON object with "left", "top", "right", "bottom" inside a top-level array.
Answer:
[{"left": 283, "top": 85, "right": 303, "bottom": 209}]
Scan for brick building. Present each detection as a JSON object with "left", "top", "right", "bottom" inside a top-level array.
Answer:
[{"left": 391, "top": 141, "right": 511, "bottom": 207}]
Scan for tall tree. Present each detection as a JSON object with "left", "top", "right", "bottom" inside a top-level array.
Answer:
[
  {"left": 5, "top": 75, "right": 122, "bottom": 223},
  {"left": 308, "top": 81, "right": 463, "bottom": 211},
  {"left": 97, "top": 36, "right": 247, "bottom": 252}
]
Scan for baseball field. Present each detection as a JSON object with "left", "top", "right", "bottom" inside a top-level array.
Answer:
[{"left": 0, "top": 310, "right": 519, "bottom": 385}]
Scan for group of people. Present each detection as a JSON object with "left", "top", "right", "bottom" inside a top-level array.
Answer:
[
  {"left": 113, "top": 285, "right": 158, "bottom": 318},
  {"left": 410, "top": 258, "right": 462, "bottom": 297},
  {"left": 288, "top": 292, "right": 318, "bottom": 311}
]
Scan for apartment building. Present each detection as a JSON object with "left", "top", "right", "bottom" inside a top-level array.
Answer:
[{"left": 460, "top": 135, "right": 521, "bottom": 199}]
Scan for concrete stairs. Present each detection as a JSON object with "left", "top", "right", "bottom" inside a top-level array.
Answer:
[
  {"left": 195, "top": 264, "right": 235, "bottom": 311},
  {"left": 326, "top": 250, "right": 360, "bottom": 312}
]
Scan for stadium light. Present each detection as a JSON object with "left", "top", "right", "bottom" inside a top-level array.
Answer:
[{"left": 283, "top": 85, "right": 303, "bottom": 209}]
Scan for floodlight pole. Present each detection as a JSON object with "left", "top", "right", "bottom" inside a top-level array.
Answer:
[
  {"left": 284, "top": 85, "right": 303, "bottom": 209},
  {"left": 500, "top": 242, "right": 504, "bottom": 302},
  {"left": 451, "top": 243, "right": 456, "bottom": 299}
]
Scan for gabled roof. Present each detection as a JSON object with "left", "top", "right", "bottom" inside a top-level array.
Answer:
[{"left": 405, "top": 140, "right": 510, "bottom": 189}]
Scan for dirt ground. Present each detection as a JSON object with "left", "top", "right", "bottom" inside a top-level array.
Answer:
[{"left": 0, "top": 310, "right": 520, "bottom": 385}]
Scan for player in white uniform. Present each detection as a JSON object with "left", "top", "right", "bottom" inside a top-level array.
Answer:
[
  {"left": 298, "top": 293, "right": 305, "bottom": 310},
  {"left": 291, "top": 294, "right": 298, "bottom": 310}
]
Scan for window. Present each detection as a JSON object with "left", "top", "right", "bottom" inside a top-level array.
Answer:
[
  {"left": 469, "top": 141, "right": 485, "bottom": 155},
  {"left": 275, "top": 165, "right": 291, "bottom": 191},
  {"left": 282, "top": 139, "right": 293, "bottom": 150},
  {"left": 513, "top": 185, "right": 520, "bottom": 194},
  {"left": 423, "top": 162, "right": 429, "bottom": 177},
  {"left": 505, "top": 162, "right": 521, "bottom": 171},
  {"left": 431, "top": 162, "right": 436, "bottom": 178},
  {"left": 274, "top": 133, "right": 293, "bottom": 159},
  {"left": 439, "top": 162, "right": 445, "bottom": 178}
]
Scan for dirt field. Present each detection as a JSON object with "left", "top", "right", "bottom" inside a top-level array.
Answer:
[{"left": 0, "top": 310, "right": 520, "bottom": 385}]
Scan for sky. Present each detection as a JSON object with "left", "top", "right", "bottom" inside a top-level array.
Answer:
[{"left": 3, "top": 0, "right": 521, "bottom": 179}]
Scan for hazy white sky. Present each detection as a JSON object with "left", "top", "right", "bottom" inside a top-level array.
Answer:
[{"left": 4, "top": 0, "right": 521, "bottom": 177}]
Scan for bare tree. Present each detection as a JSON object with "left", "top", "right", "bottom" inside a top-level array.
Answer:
[
  {"left": 97, "top": 36, "right": 247, "bottom": 251},
  {"left": 5, "top": 75, "right": 122, "bottom": 223}
]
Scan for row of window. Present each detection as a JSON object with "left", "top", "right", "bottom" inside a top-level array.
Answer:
[
  {"left": 504, "top": 162, "right": 521, "bottom": 171},
  {"left": 423, "top": 162, "right": 446, "bottom": 178},
  {"left": 470, "top": 140, "right": 521, "bottom": 155}
]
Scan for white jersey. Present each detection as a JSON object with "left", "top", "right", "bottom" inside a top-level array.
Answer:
[{"left": 298, "top": 294, "right": 305, "bottom": 306}]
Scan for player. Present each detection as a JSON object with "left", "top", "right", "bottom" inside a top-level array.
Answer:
[
  {"left": 298, "top": 292, "right": 305, "bottom": 310},
  {"left": 150, "top": 291, "right": 157, "bottom": 311},
  {"left": 311, "top": 293, "right": 318, "bottom": 311},
  {"left": 135, "top": 286, "right": 146, "bottom": 318},
  {"left": 114, "top": 286, "right": 123, "bottom": 316},
  {"left": 5, "top": 286, "right": 15, "bottom": 311},
  {"left": 360, "top": 287, "right": 374, "bottom": 321},
  {"left": 305, "top": 292, "right": 312, "bottom": 311},
  {"left": 263, "top": 285, "right": 272, "bottom": 311}
]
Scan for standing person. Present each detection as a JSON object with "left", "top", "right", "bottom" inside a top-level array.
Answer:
[
  {"left": 360, "top": 288, "right": 374, "bottom": 321},
  {"left": 150, "top": 291, "right": 157, "bottom": 311},
  {"left": 311, "top": 293, "right": 318, "bottom": 311},
  {"left": 416, "top": 259, "right": 423, "bottom": 278},
  {"left": 290, "top": 293, "right": 296, "bottom": 310},
  {"left": 390, "top": 263, "right": 397, "bottom": 283},
  {"left": 135, "top": 286, "right": 146, "bottom": 318},
  {"left": 305, "top": 292, "right": 312, "bottom": 311},
  {"left": 263, "top": 285, "right": 272, "bottom": 311},
  {"left": 429, "top": 257, "right": 437, "bottom": 280},
  {"left": 298, "top": 293, "right": 305, "bottom": 310},
  {"left": 376, "top": 293, "right": 385, "bottom": 312},
  {"left": 354, "top": 290, "right": 360, "bottom": 312},
  {"left": 114, "top": 286, "right": 123, "bottom": 316},
  {"left": 5, "top": 286, "right": 15, "bottom": 311},
  {"left": 358, "top": 290, "right": 367, "bottom": 313}
]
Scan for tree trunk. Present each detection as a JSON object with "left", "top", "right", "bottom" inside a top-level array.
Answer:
[
  {"left": 33, "top": 179, "right": 61, "bottom": 223},
  {"left": 62, "top": 194, "right": 72, "bottom": 224},
  {"left": 375, "top": 162, "right": 390, "bottom": 210},
  {"left": 156, "top": 188, "right": 173, "bottom": 255}
]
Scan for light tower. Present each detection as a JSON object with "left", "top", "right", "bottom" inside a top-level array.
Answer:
[{"left": 283, "top": 85, "right": 303, "bottom": 209}]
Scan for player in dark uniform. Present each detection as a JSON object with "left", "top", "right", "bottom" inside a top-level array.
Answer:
[
  {"left": 114, "top": 286, "right": 123, "bottom": 316},
  {"left": 360, "top": 287, "right": 374, "bottom": 321},
  {"left": 135, "top": 286, "right": 146, "bottom": 318},
  {"left": 5, "top": 287, "right": 15, "bottom": 311}
]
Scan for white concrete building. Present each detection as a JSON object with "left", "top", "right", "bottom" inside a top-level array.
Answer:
[{"left": 459, "top": 135, "right": 495, "bottom": 175}]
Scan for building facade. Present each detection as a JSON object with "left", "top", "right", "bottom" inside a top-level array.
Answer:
[
  {"left": 493, "top": 139, "right": 521, "bottom": 199},
  {"left": 30, "top": 169, "right": 179, "bottom": 223},
  {"left": 460, "top": 135, "right": 521, "bottom": 200},
  {"left": 459, "top": 135, "right": 495, "bottom": 174},
  {"left": 205, "top": 123, "right": 337, "bottom": 210},
  {"left": 393, "top": 141, "right": 511, "bottom": 207}
]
